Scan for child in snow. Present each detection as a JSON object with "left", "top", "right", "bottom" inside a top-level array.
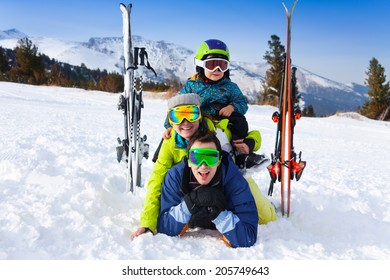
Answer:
[{"left": 179, "top": 39, "right": 266, "bottom": 169}]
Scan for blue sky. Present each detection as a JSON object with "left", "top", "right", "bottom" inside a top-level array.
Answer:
[{"left": 0, "top": 0, "right": 389, "bottom": 85}]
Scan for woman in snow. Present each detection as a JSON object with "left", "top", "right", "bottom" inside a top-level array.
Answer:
[{"left": 157, "top": 130, "right": 258, "bottom": 248}]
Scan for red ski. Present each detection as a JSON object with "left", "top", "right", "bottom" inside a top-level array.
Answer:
[{"left": 267, "top": 0, "right": 306, "bottom": 217}]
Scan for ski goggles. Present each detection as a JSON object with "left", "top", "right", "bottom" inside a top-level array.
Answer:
[
  {"left": 168, "top": 104, "right": 201, "bottom": 125},
  {"left": 188, "top": 148, "right": 221, "bottom": 167},
  {"left": 195, "top": 58, "right": 229, "bottom": 72}
]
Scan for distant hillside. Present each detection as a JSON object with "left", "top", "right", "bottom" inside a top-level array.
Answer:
[{"left": 0, "top": 28, "right": 368, "bottom": 115}]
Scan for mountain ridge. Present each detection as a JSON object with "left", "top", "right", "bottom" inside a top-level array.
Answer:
[{"left": 0, "top": 28, "right": 368, "bottom": 115}]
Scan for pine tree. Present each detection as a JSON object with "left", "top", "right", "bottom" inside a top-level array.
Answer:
[
  {"left": 48, "top": 63, "right": 69, "bottom": 86},
  {"left": 361, "top": 57, "right": 390, "bottom": 120},
  {"left": 12, "top": 38, "right": 46, "bottom": 84},
  {"left": 291, "top": 66, "right": 301, "bottom": 109},
  {"left": 0, "top": 47, "right": 10, "bottom": 79},
  {"left": 97, "top": 72, "right": 124, "bottom": 93},
  {"left": 261, "top": 35, "right": 286, "bottom": 106},
  {"left": 302, "top": 104, "right": 316, "bottom": 117}
]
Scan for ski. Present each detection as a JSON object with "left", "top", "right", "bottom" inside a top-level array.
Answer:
[
  {"left": 267, "top": 0, "right": 306, "bottom": 217},
  {"left": 116, "top": 3, "right": 156, "bottom": 192}
]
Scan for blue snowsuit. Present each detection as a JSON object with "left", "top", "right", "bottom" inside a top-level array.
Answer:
[
  {"left": 157, "top": 152, "right": 258, "bottom": 248},
  {"left": 180, "top": 74, "right": 248, "bottom": 117}
]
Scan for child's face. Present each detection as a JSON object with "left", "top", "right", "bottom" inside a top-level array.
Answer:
[{"left": 204, "top": 68, "right": 224, "bottom": 82}]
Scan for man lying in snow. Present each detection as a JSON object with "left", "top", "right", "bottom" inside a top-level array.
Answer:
[{"left": 157, "top": 130, "right": 259, "bottom": 248}]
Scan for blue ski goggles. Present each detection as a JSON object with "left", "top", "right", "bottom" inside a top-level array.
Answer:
[{"left": 188, "top": 148, "right": 221, "bottom": 167}]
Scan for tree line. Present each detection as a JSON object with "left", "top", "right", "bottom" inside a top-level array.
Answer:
[
  {"left": 0, "top": 38, "right": 170, "bottom": 93},
  {"left": 1, "top": 37, "right": 389, "bottom": 121},
  {"left": 261, "top": 34, "right": 390, "bottom": 120}
]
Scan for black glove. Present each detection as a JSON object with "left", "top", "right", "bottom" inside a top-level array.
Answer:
[
  {"left": 207, "top": 205, "right": 224, "bottom": 220},
  {"left": 184, "top": 192, "right": 201, "bottom": 214},
  {"left": 228, "top": 112, "right": 249, "bottom": 140},
  {"left": 192, "top": 187, "right": 228, "bottom": 220},
  {"left": 189, "top": 207, "right": 216, "bottom": 229}
]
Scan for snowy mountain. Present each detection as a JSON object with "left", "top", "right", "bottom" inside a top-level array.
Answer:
[
  {"left": 295, "top": 68, "right": 369, "bottom": 116},
  {"left": 0, "top": 29, "right": 368, "bottom": 115},
  {"left": 0, "top": 28, "right": 27, "bottom": 40},
  {"left": 1, "top": 81, "right": 389, "bottom": 261}
]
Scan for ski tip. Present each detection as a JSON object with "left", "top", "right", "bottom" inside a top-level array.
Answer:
[
  {"left": 120, "top": 3, "right": 132, "bottom": 12},
  {"left": 282, "top": 0, "right": 298, "bottom": 15},
  {"left": 282, "top": 2, "right": 288, "bottom": 13}
]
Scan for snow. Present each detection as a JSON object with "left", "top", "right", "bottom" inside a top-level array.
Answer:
[{"left": 1, "top": 81, "right": 390, "bottom": 261}]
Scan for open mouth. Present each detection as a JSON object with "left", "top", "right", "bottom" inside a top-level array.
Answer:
[{"left": 198, "top": 170, "right": 210, "bottom": 180}]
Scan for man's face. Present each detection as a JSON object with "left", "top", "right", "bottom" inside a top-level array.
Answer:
[{"left": 188, "top": 140, "right": 221, "bottom": 185}]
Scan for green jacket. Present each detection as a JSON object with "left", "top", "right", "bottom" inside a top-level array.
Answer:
[{"left": 139, "top": 118, "right": 261, "bottom": 232}]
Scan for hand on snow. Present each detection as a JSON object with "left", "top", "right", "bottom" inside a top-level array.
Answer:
[{"left": 131, "top": 227, "right": 152, "bottom": 240}]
